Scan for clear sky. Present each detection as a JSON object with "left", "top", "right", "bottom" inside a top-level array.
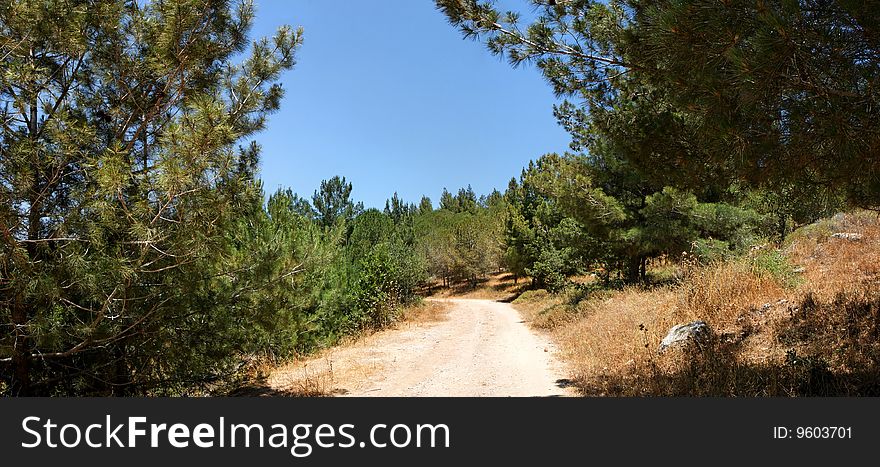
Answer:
[{"left": 249, "top": 0, "right": 571, "bottom": 209}]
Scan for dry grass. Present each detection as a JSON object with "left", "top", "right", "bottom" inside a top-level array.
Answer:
[
  {"left": 425, "top": 272, "right": 527, "bottom": 301},
  {"left": 257, "top": 353, "right": 355, "bottom": 397},
  {"left": 226, "top": 352, "right": 344, "bottom": 397},
  {"left": 513, "top": 211, "right": 880, "bottom": 396},
  {"left": 400, "top": 299, "right": 451, "bottom": 323},
  {"left": 230, "top": 299, "right": 452, "bottom": 396},
  {"left": 787, "top": 211, "right": 880, "bottom": 301},
  {"left": 547, "top": 287, "right": 679, "bottom": 383}
]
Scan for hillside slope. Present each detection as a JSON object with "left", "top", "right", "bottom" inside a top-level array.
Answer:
[{"left": 513, "top": 211, "right": 880, "bottom": 396}]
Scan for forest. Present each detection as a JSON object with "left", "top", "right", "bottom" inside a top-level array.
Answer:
[{"left": 1, "top": 0, "right": 877, "bottom": 395}]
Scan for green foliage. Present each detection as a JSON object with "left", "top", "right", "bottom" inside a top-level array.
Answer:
[
  {"left": 384, "top": 192, "right": 417, "bottom": 224},
  {"left": 0, "top": 0, "right": 301, "bottom": 395},
  {"left": 503, "top": 160, "right": 592, "bottom": 287},
  {"left": 320, "top": 206, "right": 425, "bottom": 330},
  {"left": 312, "top": 175, "right": 363, "bottom": 229},
  {"left": 439, "top": 185, "right": 479, "bottom": 214},
  {"left": 0, "top": 1, "right": 438, "bottom": 397},
  {"left": 416, "top": 190, "right": 505, "bottom": 287},
  {"left": 750, "top": 249, "right": 802, "bottom": 289},
  {"left": 435, "top": 0, "right": 878, "bottom": 205},
  {"left": 525, "top": 245, "right": 572, "bottom": 292},
  {"left": 630, "top": 0, "right": 880, "bottom": 206},
  {"left": 745, "top": 185, "right": 845, "bottom": 240},
  {"left": 436, "top": 0, "right": 855, "bottom": 287},
  {"left": 351, "top": 244, "right": 399, "bottom": 328},
  {"left": 690, "top": 239, "right": 733, "bottom": 264},
  {"left": 502, "top": 152, "right": 767, "bottom": 285},
  {"left": 418, "top": 196, "right": 434, "bottom": 214}
]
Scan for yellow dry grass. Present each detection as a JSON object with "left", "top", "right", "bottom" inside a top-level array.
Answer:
[
  {"left": 400, "top": 299, "right": 452, "bottom": 323},
  {"left": 425, "top": 272, "right": 527, "bottom": 301},
  {"left": 514, "top": 211, "right": 880, "bottom": 396},
  {"left": 232, "top": 300, "right": 452, "bottom": 396}
]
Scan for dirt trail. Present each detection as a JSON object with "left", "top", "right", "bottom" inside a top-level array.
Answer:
[{"left": 268, "top": 298, "right": 573, "bottom": 397}]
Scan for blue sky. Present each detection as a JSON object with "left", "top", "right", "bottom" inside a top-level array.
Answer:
[{"left": 249, "top": 0, "right": 570, "bottom": 209}]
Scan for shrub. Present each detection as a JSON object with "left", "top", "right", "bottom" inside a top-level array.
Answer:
[
  {"left": 690, "top": 238, "right": 731, "bottom": 263},
  {"left": 750, "top": 249, "right": 801, "bottom": 288}
]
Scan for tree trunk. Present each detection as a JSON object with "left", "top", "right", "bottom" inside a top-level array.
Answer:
[
  {"left": 11, "top": 63, "right": 40, "bottom": 396},
  {"left": 639, "top": 257, "right": 647, "bottom": 281},
  {"left": 10, "top": 295, "right": 30, "bottom": 396},
  {"left": 777, "top": 213, "right": 788, "bottom": 242},
  {"left": 14, "top": 174, "right": 40, "bottom": 396},
  {"left": 111, "top": 342, "right": 131, "bottom": 396},
  {"left": 625, "top": 256, "right": 642, "bottom": 283}
]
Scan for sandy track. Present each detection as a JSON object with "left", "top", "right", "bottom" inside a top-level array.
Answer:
[{"left": 268, "top": 298, "right": 573, "bottom": 397}]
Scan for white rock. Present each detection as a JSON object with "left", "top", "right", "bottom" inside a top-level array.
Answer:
[
  {"left": 831, "top": 232, "right": 863, "bottom": 241},
  {"left": 658, "top": 321, "right": 710, "bottom": 353}
]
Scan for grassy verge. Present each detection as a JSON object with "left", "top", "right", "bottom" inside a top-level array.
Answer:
[
  {"left": 513, "top": 211, "right": 880, "bottom": 396},
  {"left": 228, "top": 299, "right": 452, "bottom": 396}
]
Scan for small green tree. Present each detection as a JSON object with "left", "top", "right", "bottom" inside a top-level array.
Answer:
[
  {"left": 439, "top": 188, "right": 456, "bottom": 212},
  {"left": 418, "top": 195, "right": 434, "bottom": 214},
  {"left": 384, "top": 192, "right": 415, "bottom": 224},
  {"left": 347, "top": 209, "right": 426, "bottom": 326},
  {"left": 312, "top": 175, "right": 363, "bottom": 229}
]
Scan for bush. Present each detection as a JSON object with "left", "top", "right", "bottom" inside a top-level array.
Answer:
[
  {"left": 526, "top": 246, "right": 574, "bottom": 292},
  {"left": 690, "top": 238, "right": 731, "bottom": 263},
  {"left": 750, "top": 249, "right": 801, "bottom": 288}
]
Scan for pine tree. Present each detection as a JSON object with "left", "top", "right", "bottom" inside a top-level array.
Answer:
[
  {"left": 439, "top": 188, "right": 456, "bottom": 211},
  {"left": 312, "top": 175, "right": 362, "bottom": 229},
  {"left": 435, "top": 0, "right": 880, "bottom": 205},
  {"left": 0, "top": 0, "right": 301, "bottom": 395},
  {"left": 384, "top": 192, "right": 413, "bottom": 223},
  {"left": 418, "top": 195, "right": 433, "bottom": 214}
]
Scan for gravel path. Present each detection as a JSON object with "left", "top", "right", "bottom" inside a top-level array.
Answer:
[{"left": 268, "top": 298, "right": 573, "bottom": 397}]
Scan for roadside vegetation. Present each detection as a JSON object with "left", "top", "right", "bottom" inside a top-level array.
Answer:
[{"left": 511, "top": 212, "right": 880, "bottom": 396}]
